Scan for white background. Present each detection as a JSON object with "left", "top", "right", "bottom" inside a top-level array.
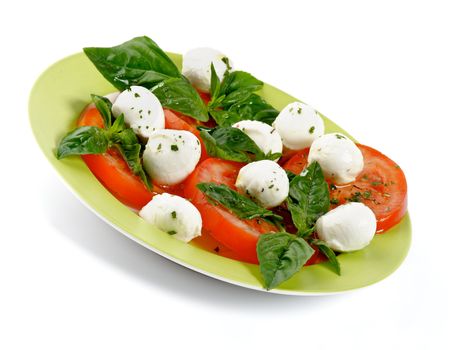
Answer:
[{"left": 1, "top": 1, "right": 463, "bottom": 349}]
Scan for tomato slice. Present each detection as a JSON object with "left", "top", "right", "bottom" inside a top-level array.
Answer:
[
  {"left": 183, "top": 158, "right": 280, "bottom": 264},
  {"left": 77, "top": 107, "right": 154, "bottom": 209},
  {"left": 282, "top": 145, "right": 408, "bottom": 233},
  {"left": 77, "top": 107, "right": 193, "bottom": 209}
]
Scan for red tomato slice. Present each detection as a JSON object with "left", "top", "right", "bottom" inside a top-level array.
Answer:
[
  {"left": 282, "top": 145, "right": 408, "bottom": 233},
  {"left": 77, "top": 107, "right": 155, "bottom": 209},
  {"left": 183, "top": 158, "right": 326, "bottom": 265},
  {"left": 183, "top": 158, "right": 280, "bottom": 264},
  {"left": 77, "top": 107, "right": 197, "bottom": 209}
]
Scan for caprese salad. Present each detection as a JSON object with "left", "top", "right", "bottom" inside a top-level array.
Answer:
[{"left": 56, "top": 36, "right": 407, "bottom": 290}]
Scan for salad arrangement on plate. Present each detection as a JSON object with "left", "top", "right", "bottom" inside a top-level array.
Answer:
[{"left": 56, "top": 36, "right": 407, "bottom": 290}]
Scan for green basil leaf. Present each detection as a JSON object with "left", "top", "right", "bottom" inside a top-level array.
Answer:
[
  {"left": 287, "top": 161, "right": 330, "bottom": 235},
  {"left": 220, "top": 89, "right": 253, "bottom": 109},
  {"left": 311, "top": 239, "right": 341, "bottom": 275},
  {"left": 111, "top": 128, "right": 152, "bottom": 190},
  {"left": 209, "top": 63, "right": 221, "bottom": 103},
  {"left": 219, "top": 71, "right": 263, "bottom": 97},
  {"left": 257, "top": 232, "right": 314, "bottom": 290},
  {"left": 199, "top": 127, "right": 279, "bottom": 163},
  {"left": 196, "top": 183, "right": 282, "bottom": 222},
  {"left": 200, "top": 129, "right": 249, "bottom": 162},
  {"left": 84, "top": 36, "right": 181, "bottom": 91},
  {"left": 209, "top": 109, "right": 242, "bottom": 127},
  {"left": 109, "top": 114, "right": 126, "bottom": 134},
  {"left": 91, "top": 94, "right": 113, "bottom": 129},
  {"left": 151, "top": 77, "right": 208, "bottom": 122},
  {"left": 228, "top": 94, "right": 279, "bottom": 125},
  {"left": 56, "top": 126, "right": 109, "bottom": 159}
]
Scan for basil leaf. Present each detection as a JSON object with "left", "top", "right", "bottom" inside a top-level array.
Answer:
[
  {"left": 111, "top": 127, "right": 152, "bottom": 190},
  {"left": 109, "top": 113, "right": 126, "bottom": 134},
  {"left": 311, "top": 239, "right": 341, "bottom": 275},
  {"left": 209, "top": 109, "right": 242, "bottom": 127},
  {"left": 287, "top": 161, "right": 330, "bottom": 235},
  {"left": 56, "top": 126, "right": 109, "bottom": 159},
  {"left": 91, "top": 94, "right": 113, "bottom": 129},
  {"left": 199, "top": 127, "right": 279, "bottom": 163},
  {"left": 151, "top": 77, "right": 208, "bottom": 122},
  {"left": 220, "top": 71, "right": 263, "bottom": 97},
  {"left": 257, "top": 232, "right": 314, "bottom": 290},
  {"left": 84, "top": 36, "right": 181, "bottom": 91},
  {"left": 228, "top": 94, "right": 279, "bottom": 125},
  {"left": 196, "top": 183, "right": 282, "bottom": 222},
  {"left": 209, "top": 63, "right": 221, "bottom": 103}
]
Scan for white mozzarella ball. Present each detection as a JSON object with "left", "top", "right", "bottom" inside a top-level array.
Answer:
[
  {"left": 182, "top": 47, "right": 231, "bottom": 92},
  {"left": 315, "top": 202, "right": 377, "bottom": 252},
  {"left": 235, "top": 160, "right": 289, "bottom": 208},
  {"left": 232, "top": 120, "right": 283, "bottom": 159},
  {"left": 104, "top": 91, "right": 120, "bottom": 104},
  {"left": 139, "top": 193, "right": 202, "bottom": 243},
  {"left": 308, "top": 133, "right": 364, "bottom": 184},
  {"left": 143, "top": 129, "right": 201, "bottom": 185},
  {"left": 112, "top": 86, "right": 165, "bottom": 139},
  {"left": 272, "top": 102, "right": 324, "bottom": 150}
]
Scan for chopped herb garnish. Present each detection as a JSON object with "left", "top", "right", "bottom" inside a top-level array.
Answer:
[
  {"left": 329, "top": 184, "right": 337, "bottom": 191},
  {"left": 134, "top": 93, "right": 140, "bottom": 98},
  {"left": 362, "top": 174, "right": 369, "bottom": 181},
  {"left": 335, "top": 134, "right": 346, "bottom": 140},
  {"left": 297, "top": 107, "right": 302, "bottom": 114},
  {"left": 362, "top": 191, "right": 372, "bottom": 199},
  {"left": 309, "top": 126, "right": 315, "bottom": 134},
  {"left": 157, "top": 143, "right": 162, "bottom": 150},
  {"left": 268, "top": 184, "right": 274, "bottom": 189},
  {"left": 330, "top": 198, "right": 340, "bottom": 205},
  {"left": 348, "top": 191, "right": 362, "bottom": 202},
  {"left": 138, "top": 109, "right": 143, "bottom": 113},
  {"left": 214, "top": 246, "right": 220, "bottom": 253},
  {"left": 371, "top": 181, "right": 383, "bottom": 186},
  {"left": 171, "top": 144, "right": 179, "bottom": 151},
  {"left": 148, "top": 110, "right": 151, "bottom": 115},
  {"left": 171, "top": 211, "right": 177, "bottom": 219},
  {"left": 167, "top": 230, "right": 177, "bottom": 235}
]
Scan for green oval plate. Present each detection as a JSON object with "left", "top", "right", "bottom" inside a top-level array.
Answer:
[{"left": 29, "top": 52, "right": 411, "bottom": 295}]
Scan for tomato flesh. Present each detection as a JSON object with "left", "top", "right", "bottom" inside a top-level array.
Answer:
[
  {"left": 78, "top": 107, "right": 154, "bottom": 209},
  {"left": 77, "top": 107, "right": 194, "bottom": 209},
  {"left": 282, "top": 145, "right": 408, "bottom": 233},
  {"left": 183, "top": 158, "right": 280, "bottom": 264}
]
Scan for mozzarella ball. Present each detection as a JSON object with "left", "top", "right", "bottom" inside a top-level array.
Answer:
[
  {"left": 182, "top": 47, "right": 231, "bottom": 92},
  {"left": 308, "top": 133, "right": 364, "bottom": 184},
  {"left": 272, "top": 102, "right": 324, "bottom": 150},
  {"left": 104, "top": 91, "right": 120, "bottom": 104},
  {"left": 315, "top": 202, "right": 376, "bottom": 252},
  {"left": 235, "top": 160, "right": 289, "bottom": 208},
  {"left": 139, "top": 193, "right": 202, "bottom": 243},
  {"left": 232, "top": 120, "right": 283, "bottom": 159},
  {"left": 112, "top": 86, "right": 165, "bottom": 139},
  {"left": 143, "top": 129, "right": 201, "bottom": 185}
]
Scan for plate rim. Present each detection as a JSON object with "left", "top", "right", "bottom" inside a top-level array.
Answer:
[{"left": 29, "top": 52, "right": 412, "bottom": 295}]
